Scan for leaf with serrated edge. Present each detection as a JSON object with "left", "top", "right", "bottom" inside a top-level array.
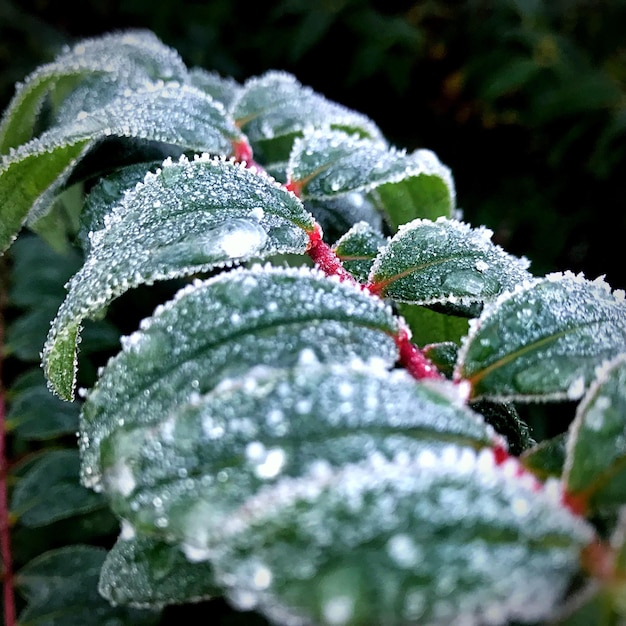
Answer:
[
  {"left": 43, "top": 155, "right": 314, "bottom": 400},
  {"left": 288, "top": 129, "right": 455, "bottom": 227},
  {"left": 368, "top": 217, "right": 532, "bottom": 312},
  {"left": 0, "top": 29, "right": 187, "bottom": 152},
  {"left": 563, "top": 354, "right": 626, "bottom": 513},
  {"left": 99, "top": 533, "right": 218, "bottom": 608},
  {"left": 97, "top": 360, "right": 494, "bottom": 553},
  {"left": 0, "top": 81, "right": 242, "bottom": 253},
  {"left": 332, "top": 221, "right": 387, "bottom": 283},
  {"left": 455, "top": 272, "right": 626, "bottom": 402},
  {"left": 208, "top": 450, "right": 593, "bottom": 626},
  {"left": 79, "top": 265, "right": 400, "bottom": 491}
]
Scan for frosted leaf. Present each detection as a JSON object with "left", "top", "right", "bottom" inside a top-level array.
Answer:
[
  {"left": 99, "top": 533, "right": 218, "bottom": 608},
  {"left": 563, "top": 353, "right": 626, "bottom": 513},
  {"left": 0, "top": 81, "right": 243, "bottom": 253},
  {"left": 209, "top": 451, "right": 593, "bottom": 626},
  {"left": 287, "top": 130, "right": 455, "bottom": 226},
  {"left": 288, "top": 129, "right": 456, "bottom": 228},
  {"left": 0, "top": 29, "right": 188, "bottom": 152},
  {"left": 188, "top": 67, "right": 241, "bottom": 109},
  {"left": 79, "top": 265, "right": 399, "bottom": 489},
  {"left": 455, "top": 272, "right": 626, "bottom": 402},
  {"left": 43, "top": 156, "right": 314, "bottom": 400},
  {"left": 231, "top": 72, "right": 384, "bottom": 162},
  {"left": 332, "top": 221, "right": 388, "bottom": 283},
  {"left": 77, "top": 161, "right": 161, "bottom": 254},
  {"left": 96, "top": 360, "right": 494, "bottom": 546},
  {"left": 368, "top": 217, "right": 532, "bottom": 312}
]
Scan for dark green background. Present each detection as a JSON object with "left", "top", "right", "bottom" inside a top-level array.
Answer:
[{"left": 2, "top": 0, "right": 625, "bottom": 290}]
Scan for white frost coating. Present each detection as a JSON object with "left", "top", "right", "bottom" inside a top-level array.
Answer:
[
  {"left": 181, "top": 542, "right": 213, "bottom": 563},
  {"left": 120, "top": 519, "right": 136, "bottom": 540},
  {"left": 322, "top": 595, "right": 355, "bottom": 625},
  {"left": 386, "top": 533, "right": 423, "bottom": 569},
  {"left": 106, "top": 460, "right": 136, "bottom": 497},
  {"left": 254, "top": 447, "right": 287, "bottom": 480}
]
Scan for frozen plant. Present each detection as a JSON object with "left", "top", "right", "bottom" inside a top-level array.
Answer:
[{"left": 1, "top": 29, "right": 626, "bottom": 626}]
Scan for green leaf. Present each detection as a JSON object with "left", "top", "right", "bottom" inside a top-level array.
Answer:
[
  {"left": 232, "top": 72, "right": 383, "bottom": 163},
  {"left": 77, "top": 161, "right": 161, "bottom": 254},
  {"left": 43, "top": 156, "right": 314, "bottom": 400},
  {"left": 287, "top": 129, "right": 455, "bottom": 228},
  {"left": 305, "top": 193, "right": 383, "bottom": 246},
  {"left": 79, "top": 265, "right": 400, "bottom": 491},
  {"left": 0, "top": 29, "right": 188, "bottom": 151},
  {"left": 521, "top": 434, "right": 567, "bottom": 480},
  {"left": 10, "top": 449, "right": 104, "bottom": 527},
  {"left": 470, "top": 399, "right": 536, "bottom": 456},
  {"left": 188, "top": 67, "right": 241, "bottom": 108},
  {"left": 397, "top": 303, "right": 470, "bottom": 347},
  {"left": 208, "top": 450, "right": 593, "bottom": 626},
  {"left": 563, "top": 354, "right": 626, "bottom": 514},
  {"left": 332, "top": 220, "right": 387, "bottom": 283},
  {"left": 98, "top": 361, "right": 494, "bottom": 551},
  {"left": 455, "top": 272, "right": 626, "bottom": 402},
  {"left": 368, "top": 217, "right": 532, "bottom": 311},
  {"left": 99, "top": 533, "right": 218, "bottom": 608},
  {"left": 0, "top": 81, "right": 242, "bottom": 253},
  {"left": 16, "top": 545, "right": 160, "bottom": 625},
  {"left": 6, "top": 380, "right": 80, "bottom": 440}
]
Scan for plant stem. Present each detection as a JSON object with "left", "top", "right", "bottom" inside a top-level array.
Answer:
[{"left": 0, "top": 261, "right": 16, "bottom": 626}]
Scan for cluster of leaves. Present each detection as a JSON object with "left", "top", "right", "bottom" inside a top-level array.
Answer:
[{"left": 1, "top": 29, "right": 626, "bottom": 625}]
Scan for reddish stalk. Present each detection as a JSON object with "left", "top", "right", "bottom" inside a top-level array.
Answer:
[{"left": 0, "top": 264, "right": 16, "bottom": 626}]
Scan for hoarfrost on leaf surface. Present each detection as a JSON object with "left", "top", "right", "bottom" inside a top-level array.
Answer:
[
  {"left": 96, "top": 360, "right": 496, "bottom": 551},
  {"left": 79, "top": 265, "right": 400, "bottom": 490},
  {"left": 455, "top": 271, "right": 626, "bottom": 401},
  {"left": 208, "top": 450, "right": 593, "bottom": 626},
  {"left": 42, "top": 155, "right": 314, "bottom": 400},
  {"left": 369, "top": 216, "right": 532, "bottom": 311}
]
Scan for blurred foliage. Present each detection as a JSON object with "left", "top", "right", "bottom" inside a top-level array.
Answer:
[{"left": 2, "top": 0, "right": 625, "bottom": 290}]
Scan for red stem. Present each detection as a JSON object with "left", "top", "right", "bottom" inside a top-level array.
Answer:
[{"left": 0, "top": 265, "right": 16, "bottom": 626}]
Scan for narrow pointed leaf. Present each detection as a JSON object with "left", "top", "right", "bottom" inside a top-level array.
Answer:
[
  {"left": 43, "top": 156, "right": 314, "bottom": 400},
  {"left": 455, "top": 272, "right": 626, "bottom": 401},
  {"left": 79, "top": 265, "right": 400, "bottom": 490},
  {"left": 368, "top": 217, "right": 532, "bottom": 312},
  {"left": 16, "top": 545, "right": 160, "bottom": 625},
  {"left": 563, "top": 354, "right": 626, "bottom": 514},
  {"left": 0, "top": 81, "right": 242, "bottom": 252},
  {"left": 208, "top": 450, "right": 593, "bottom": 626},
  {"left": 231, "top": 72, "right": 383, "bottom": 162},
  {"left": 287, "top": 129, "right": 455, "bottom": 228},
  {"left": 0, "top": 29, "right": 188, "bottom": 152},
  {"left": 97, "top": 361, "right": 494, "bottom": 552},
  {"left": 332, "top": 220, "right": 387, "bottom": 283},
  {"left": 99, "top": 534, "right": 218, "bottom": 608},
  {"left": 10, "top": 450, "right": 104, "bottom": 527}
]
